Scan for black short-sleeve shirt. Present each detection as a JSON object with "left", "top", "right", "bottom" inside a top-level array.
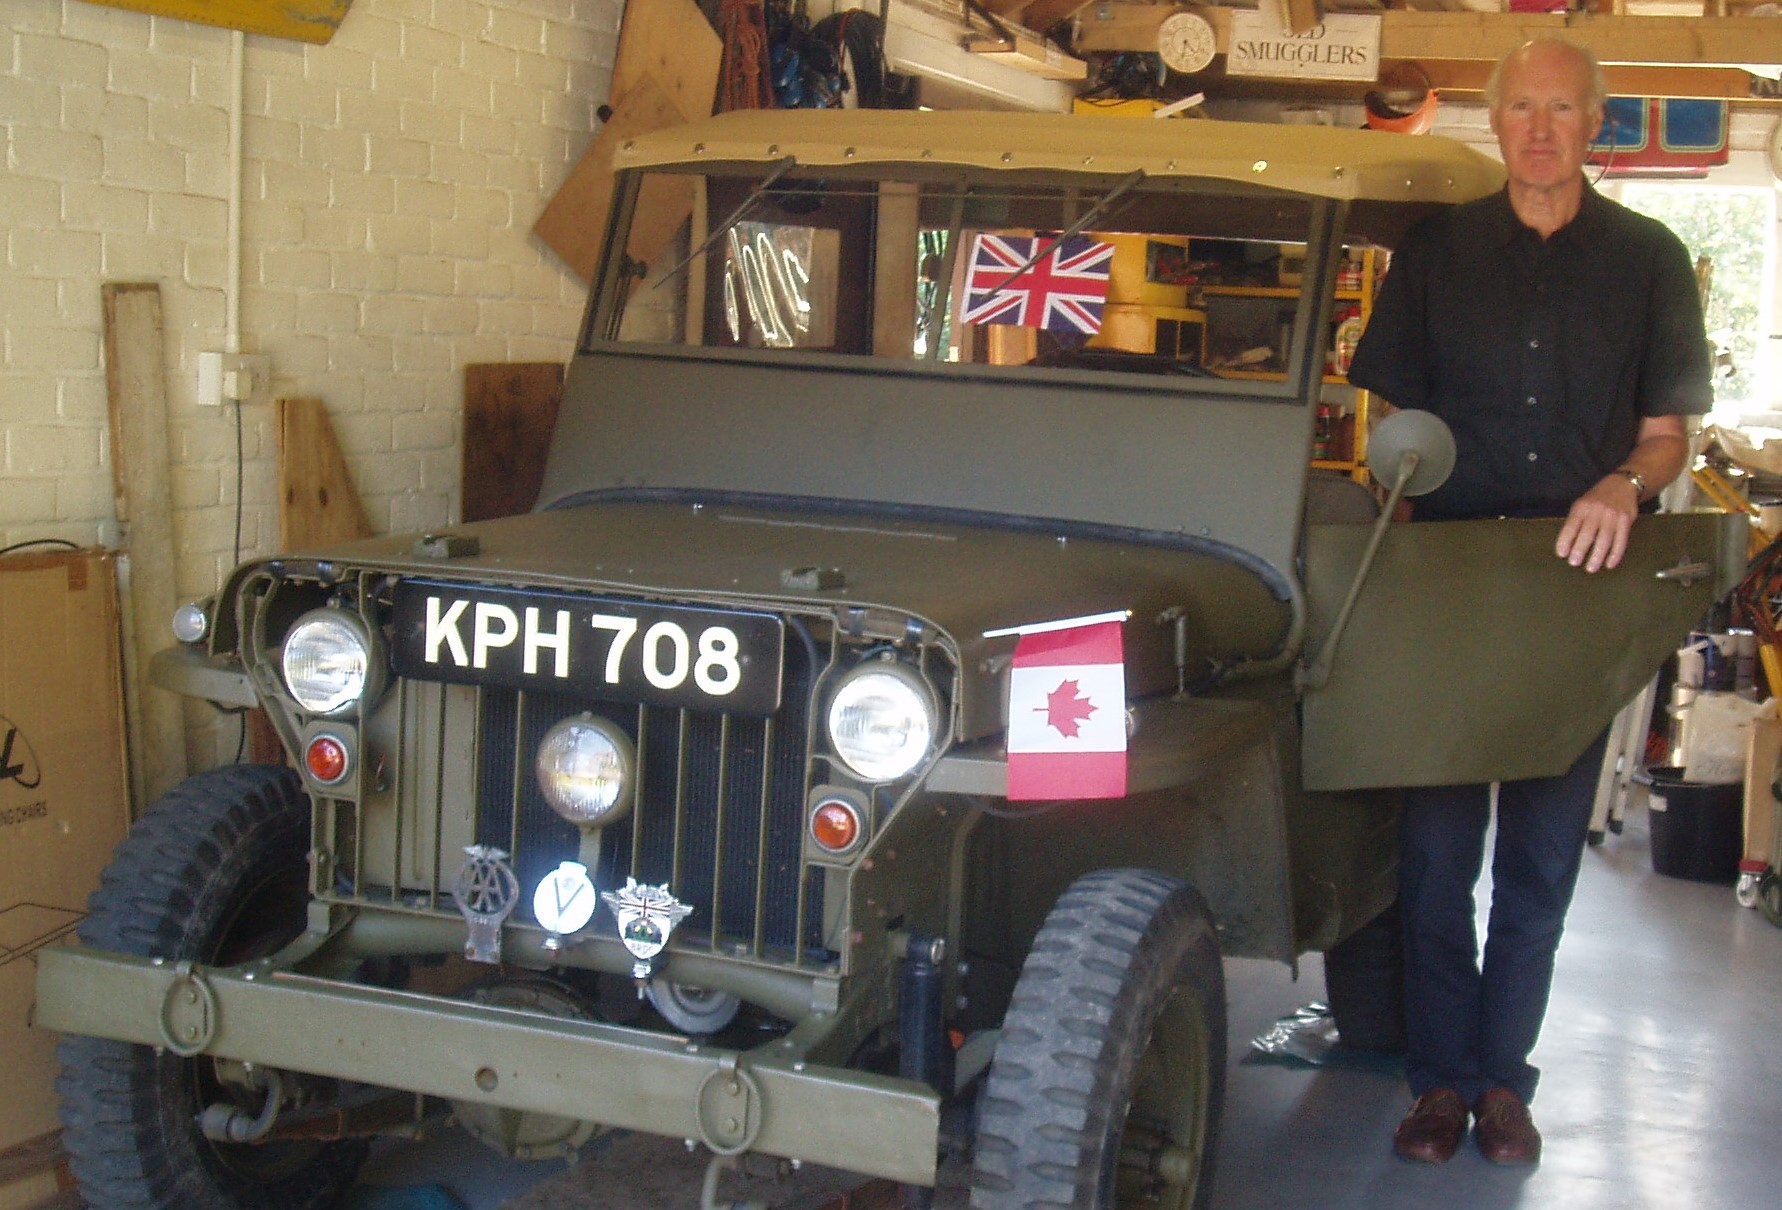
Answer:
[{"left": 1347, "top": 185, "right": 1712, "bottom": 521}]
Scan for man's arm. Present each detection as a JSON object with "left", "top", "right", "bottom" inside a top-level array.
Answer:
[{"left": 1554, "top": 413, "right": 1690, "bottom": 573}]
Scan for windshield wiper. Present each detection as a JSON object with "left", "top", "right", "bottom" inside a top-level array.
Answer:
[
  {"left": 649, "top": 155, "right": 799, "bottom": 291},
  {"left": 983, "top": 167, "right": 1147, "bottom": 296}
]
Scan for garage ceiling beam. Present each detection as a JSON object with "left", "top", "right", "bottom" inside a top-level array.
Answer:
[{"left": 1074, "top": 5, "right": 1782, "bottom": 70}]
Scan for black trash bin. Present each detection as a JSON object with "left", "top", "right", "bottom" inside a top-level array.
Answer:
[{"left": 1641, "top": 766, "right": 1744, "bottom": 883}]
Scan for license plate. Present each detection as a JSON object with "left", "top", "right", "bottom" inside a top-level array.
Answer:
[{"left": 390, "top": 582, "right": 784, "bottom": 715}]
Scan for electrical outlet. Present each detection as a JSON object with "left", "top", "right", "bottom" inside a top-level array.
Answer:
[{"left": 197, "top": 352, "right": 271, "bottom": 406}]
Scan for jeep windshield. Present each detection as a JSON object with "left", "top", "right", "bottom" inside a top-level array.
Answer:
[
  {"left": 588, "top": 110, "right": 1503, "bottom": 395},
  {"left": 598, "top": 160, "right": 1338, "bottom": 391}
]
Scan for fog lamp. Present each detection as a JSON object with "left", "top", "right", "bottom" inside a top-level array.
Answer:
[{"left": 536, "top": 715, "right": 635, "bottom": 827}]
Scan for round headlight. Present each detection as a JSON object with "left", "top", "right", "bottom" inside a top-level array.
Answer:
[
  {"left": 282, "top": 610, "right": 374, "bottom": 715},
  {"left": 826, "top": 661, "right": 936, "bottom": 782},
  {"left": 536, "top": 715, "right": 635, "bottom": 827}
]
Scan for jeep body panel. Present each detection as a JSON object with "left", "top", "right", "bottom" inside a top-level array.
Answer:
[{"left": 1302, "top": 511, "right": 1743, "bottom": 790}]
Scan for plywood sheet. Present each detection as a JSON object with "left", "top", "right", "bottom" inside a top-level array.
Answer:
[
  {"left": 533, "top": 77, "right": 699, "bottom": 283},
  {"left": 461, "top": 363, "right": 564, "bottom": 522},
  {"left": 276, "top": 397, "right": 370, "bottom": 548},
  {"left": 610, "top": 0, "right": 721, "bottom": 121}
]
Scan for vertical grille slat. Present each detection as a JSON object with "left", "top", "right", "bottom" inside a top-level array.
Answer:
[
  {"left": 709, "top": 715, "right": 731, "bottom": 950},
  {"left": 753, "top": 717, "right": 775, "bottom": 957}
]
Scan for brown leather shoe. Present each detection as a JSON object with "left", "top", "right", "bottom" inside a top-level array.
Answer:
[
  {"left": 1473, "top": 1088, "right": 1542, "bottom": 1165},
  {"left": 1393, "top": 1088, "right": 1469, "bottom": 1164}
]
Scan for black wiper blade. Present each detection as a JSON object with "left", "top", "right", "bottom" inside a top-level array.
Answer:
[
  {"left": 984, "top": 167, "right": 1147, "bottom": 296},
  {"left": 649, "top": 155, "right": 799, "bottom": 291}
]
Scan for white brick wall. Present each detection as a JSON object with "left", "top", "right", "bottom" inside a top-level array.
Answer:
[{"left": 1, "top": 0, "right": 624, "bottom": 766}]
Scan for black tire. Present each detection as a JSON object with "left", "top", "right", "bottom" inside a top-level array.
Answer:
[
  {"left": 972, "top": 868, "right": 1225, "bottom": 1210},
  {"left": 56, "top": 764, "right": 368, "bottom": 1210},
  {"left": 1321, "top": 900, "right": 1408, "bottom": 1054}
]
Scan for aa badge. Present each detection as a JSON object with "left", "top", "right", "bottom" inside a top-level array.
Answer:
[{"left": 451, "top": 845, "right": 520, "bottom": 964}]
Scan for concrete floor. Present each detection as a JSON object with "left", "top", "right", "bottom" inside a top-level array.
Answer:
[{"left": 354, "top": 798, "right": 1782, "bottom": 1209}]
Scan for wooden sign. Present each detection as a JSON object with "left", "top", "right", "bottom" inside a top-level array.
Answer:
[
  {"left": 79, "top": 0, "right": 352, "bottom": 45},
  {"left": 1227, "top": 0, "right": 1381, "bottom": 83}
]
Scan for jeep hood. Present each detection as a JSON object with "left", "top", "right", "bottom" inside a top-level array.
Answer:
[{"left": 273, "top": 500, "right": 1292, "bottom": 740}]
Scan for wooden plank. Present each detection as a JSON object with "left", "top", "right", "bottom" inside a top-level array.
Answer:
[
  {"left": 1073, "top": 3, "right": 1782, "bottom": 67},
  {"left": 80, "top": 0, "right": 352, "bottom": 45},
  {"left": 1201, "top": 58, "right": 1763, "bottom": 101},
  {"left": 610, "top": 0, "right": 721, "bottom": 116},
  {"left": 1380, "top": 11, "right": 1782, "bottom": 64},
  {"left": 1285, "top": 0, "right": 1325, "bottom": 36},
  {"left": 533, "top": 77, "right": 698, "bottom": 284},
  {"left": 276, "top": 397, "right": 370, "bottom": 548},
  {"left": 102, "top": 281, "right": 185, "bottom": 808},
  {"left": 873, "top": 182, "right": 921, "bottom": 359},
  {"left": 460, "top": 364, "right": 565, "bottom": 522},
  {"left": 963, "top": 30, "right": 1090, "bottom": 79},
  {"left": 0, "top": 1133, "right": 62, "bottom": 1187}
]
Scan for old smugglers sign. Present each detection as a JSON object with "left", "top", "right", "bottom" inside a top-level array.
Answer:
[{"left": 1227, "top": 0, "right": 1381, "bottom": 83}]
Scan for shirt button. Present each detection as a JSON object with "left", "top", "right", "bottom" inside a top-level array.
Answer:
[
  {"left": 1527, "top": 452, "right": 1539, "bottom": 462},
  {"left": 1529, "top": 338, "right": 1540, "bottom": 349},
  {"left": 1526, "top": 396, "right": 1537, "bottom": 407}
]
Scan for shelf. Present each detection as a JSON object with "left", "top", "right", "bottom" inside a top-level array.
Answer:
[
  {"left": 1200, "top": 286, "right": 1365, "bottom": 301},
  {"left": 1212, "top": 369, "right": 1354, "bottom": 384}
]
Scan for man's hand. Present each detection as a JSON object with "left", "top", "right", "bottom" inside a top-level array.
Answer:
[
  {"left": 1555, "top": 473, "right": 1640, "bottom": 572},
  {"left": 1555, "top": 415, "right": 1688, "bottom": 573}
]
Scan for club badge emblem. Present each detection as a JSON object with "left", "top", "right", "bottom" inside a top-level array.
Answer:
[
  {"left": 532, "top": 860, "right": 597, "bottom": 952},
  {"left": 451, "top": 845, "right": 520, "bottom": 964},
  {"left": 600, "top": 877, "right": 693, "bottom": 980}
]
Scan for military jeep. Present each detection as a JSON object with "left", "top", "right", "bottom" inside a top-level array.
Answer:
[{"left": 37, "top": 110, "right": 1742, "bottom": 1210}]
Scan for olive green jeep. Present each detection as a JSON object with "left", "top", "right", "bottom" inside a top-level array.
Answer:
[{"left": 36, "top": 110, "right": 1742, "bottom": 1210}]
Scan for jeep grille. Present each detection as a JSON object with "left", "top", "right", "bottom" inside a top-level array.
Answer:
[{"left": 321, "top": 609, "right": 832, "bottom": 968}]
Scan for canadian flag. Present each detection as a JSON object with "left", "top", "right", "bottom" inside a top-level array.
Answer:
[{"left": 988, "top": 611, "right": 1128, "bottom": 801}]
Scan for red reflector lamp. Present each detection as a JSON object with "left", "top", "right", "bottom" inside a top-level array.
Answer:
[
  {"left": 305, "top": 733, "right": 351, "bottom": 784},
  {"left": 810, "top": 798, "right": 862, "bottom": 853}
]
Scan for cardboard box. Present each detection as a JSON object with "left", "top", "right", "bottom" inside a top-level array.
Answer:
[{"left": 0, "top": 549, "right": 131, "bottom": 1155}]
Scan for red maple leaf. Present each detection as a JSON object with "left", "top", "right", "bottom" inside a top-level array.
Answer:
[{"left": 1043, "top": 679, "right": 1097, "bottom": 738}]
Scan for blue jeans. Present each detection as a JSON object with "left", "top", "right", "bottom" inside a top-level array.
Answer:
[{"left": 1398, "top": 730, "right": 1609, "bottom": 1106}]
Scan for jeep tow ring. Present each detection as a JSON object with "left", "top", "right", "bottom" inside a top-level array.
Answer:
[
  {"left": 696, "top": 1054, "right": 764, "bottom": 1155},
  {"left": 158, "top": 960, "right": 218, "bottom": 1057}
]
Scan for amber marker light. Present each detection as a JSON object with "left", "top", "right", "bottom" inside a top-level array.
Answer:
[
  {"left": 810, "top": 797, "right": 863, "bottom": 854},
  {"left": 305, "top": 733, "right": 351, "bottom": 785}
]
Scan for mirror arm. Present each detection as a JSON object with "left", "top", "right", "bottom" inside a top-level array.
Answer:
[{"left": 1299, "top": 451, "right": 1421, "bottom": 691}]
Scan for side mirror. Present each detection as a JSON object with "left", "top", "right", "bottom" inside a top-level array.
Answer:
[{"left": 1365, "top": 409, "right": 1455, "bottom": 498}]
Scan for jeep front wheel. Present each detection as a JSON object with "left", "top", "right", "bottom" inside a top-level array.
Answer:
[
  {"left": 971, "top": 867, "right": 1225, "bottom": 1210},
  {"left": 55, "top": 764, "right": 368, "bottom": 1210}
]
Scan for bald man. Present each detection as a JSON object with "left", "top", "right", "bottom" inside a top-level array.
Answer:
[{"left": 1347, "top": 38, "right": 1711, "bottom": 1165}]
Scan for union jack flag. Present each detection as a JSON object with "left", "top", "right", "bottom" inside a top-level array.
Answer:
[{"left": 960, "top": 233, "right": 1115, "bottom": 335}]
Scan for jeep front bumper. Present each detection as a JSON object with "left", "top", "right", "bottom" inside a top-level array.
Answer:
[{"left": 35, "top": 945, "right": 940, "bottom": 1185}]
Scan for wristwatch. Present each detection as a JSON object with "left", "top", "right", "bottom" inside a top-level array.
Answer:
[{"left": 1615, "top": 467, "right": 1647, "bottom": 499}]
